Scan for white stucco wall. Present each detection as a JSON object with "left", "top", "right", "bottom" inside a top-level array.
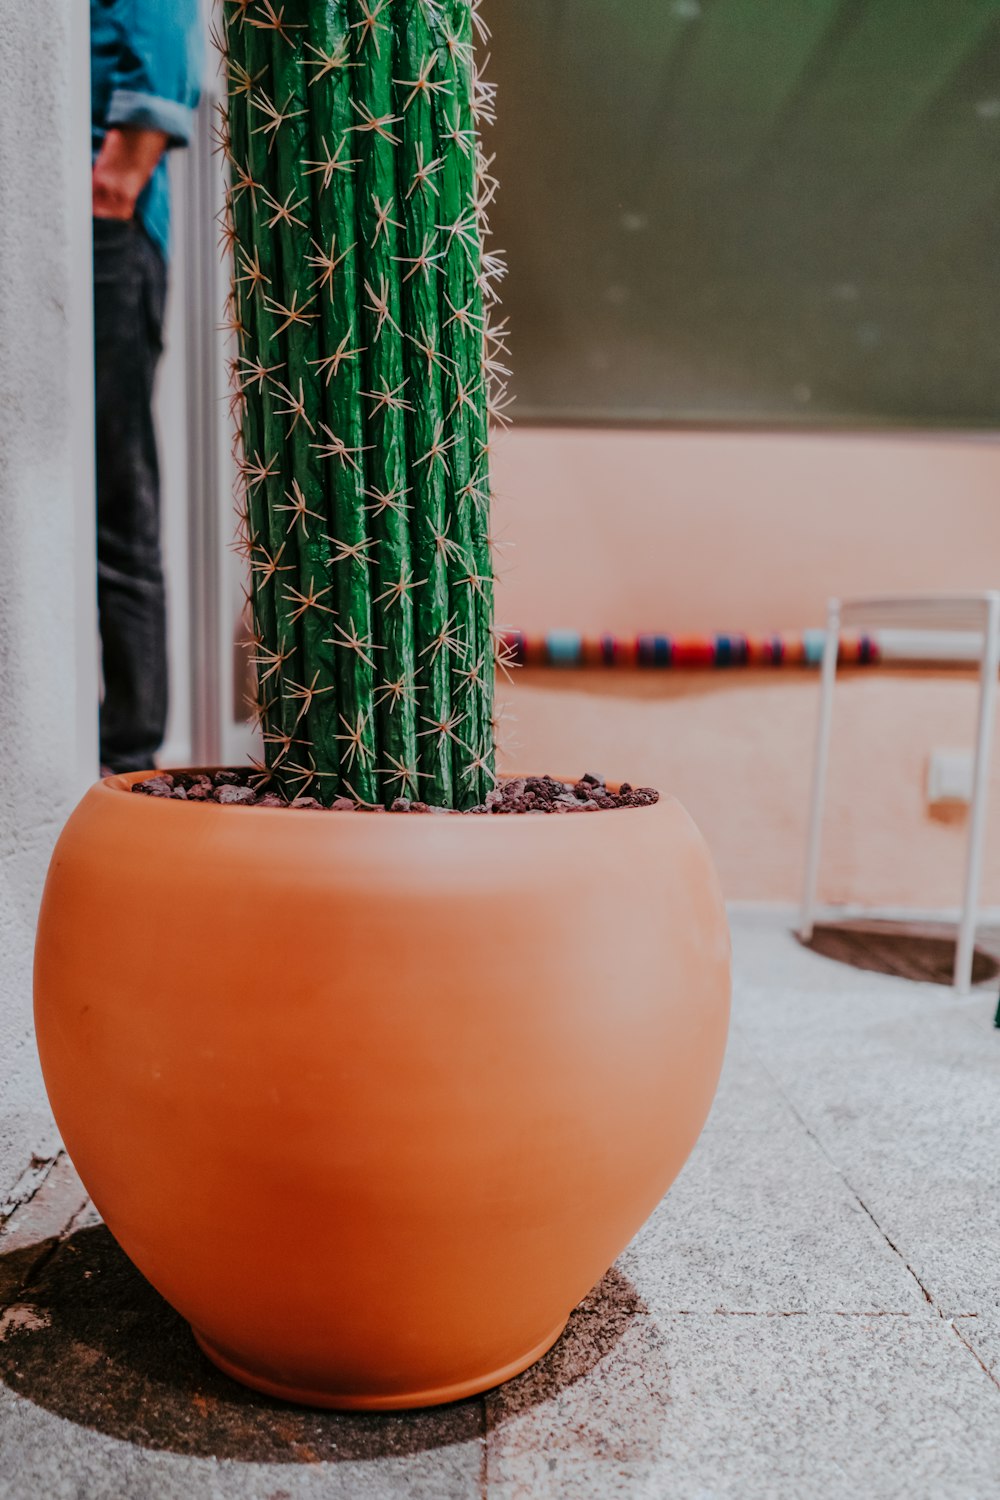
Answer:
[{"left": 0, "top": 5, "right": 99, "bottom": 1195}]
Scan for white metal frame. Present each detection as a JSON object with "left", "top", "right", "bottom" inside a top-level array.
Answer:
[
  {"left": 799, "top": 593, "right": 1000, "bottom": 994},
  {"left": 70, "top": 0, "right": 101, "bottom": 791},
  {"left": 159, "top": 28, "right": 261, "bottom": 773}
]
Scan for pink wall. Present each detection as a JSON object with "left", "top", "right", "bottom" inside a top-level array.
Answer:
[
  {"left": 499, "top": 669, "right": 1000, "bottom": 910},
  {"left": 492, "top": 428, "right": 1000, "bottom": 634},
  {"left": 492, "top": 429, "right": 1000, "bottom": 909}
]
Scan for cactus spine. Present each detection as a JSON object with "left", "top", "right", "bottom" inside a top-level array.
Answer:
[{"left": 219, "top": 0, "right": 504, "bottom": 807}]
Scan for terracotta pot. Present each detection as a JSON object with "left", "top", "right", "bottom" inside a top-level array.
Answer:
[{"left": 34, "top": 773, "right": 730, "bottom": 1410}]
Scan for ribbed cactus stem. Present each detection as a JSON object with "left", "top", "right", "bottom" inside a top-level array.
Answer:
[
  {"left": 228, "top": 15, "right": 306, "bottom": 794},
  {"left": 271, "top": 34, "right": 345, "bottom": 797},
  {"left": 221, "top": 0, "right": 504, "bottom": 807},
  {"left": 350, "top": 0, "right": 421, "bottom": 803},
  {"left": 305, "top": 3, "right": 379, "bottom": 805},
  {"left": 432, "top": 0, "right": 494, "bottom": 806},
  {"left": 395, "top": 2, "right": 455, "bottom": 807}
]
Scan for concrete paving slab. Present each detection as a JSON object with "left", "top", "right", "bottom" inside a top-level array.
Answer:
[
  {"left": 0, "top": 910, "right": 997, "bottom": 1497},
  {"left": 0, "top": 1394, "right": 485, "bottom": 1500},
  {"left": 727, "top": 908, "right": 1000, "bottom": 1324},
  {"left": 599, "top": 1044, "right": 928, "bottom": 1318},
  {"left": 0, "top": 1112, "right": 62, "bottom": 1209},
  {"left": 0, "top": 1151, "right": 88, "bottom": 1306},
  {"left": 956, "top": 1310, "right": 1000, "bottom": 1382},
  {"left": 823, "top": 1177, "right": 1000, "bottom": 1317},
  {"left": 486, "top": 1311, "right": 1000, "bottom": 1500},
  {"left": 0, "top": 1219, "right": 485, "bottom": 1487},
  {"left": 0, "top": 1155, "right": 486, "bottom": 1498}
]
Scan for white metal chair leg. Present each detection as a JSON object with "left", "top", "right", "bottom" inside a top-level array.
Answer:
[
  {"left": 954, "top": 595, "right": 1000, "bottom": 993},
  {"left": 799, "top": 599, "right": 841, "bottom": 942}
]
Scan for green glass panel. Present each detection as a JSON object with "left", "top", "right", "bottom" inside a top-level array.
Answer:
[{"left": 490, "top": 0, "right": 1000, "bottom": 427}]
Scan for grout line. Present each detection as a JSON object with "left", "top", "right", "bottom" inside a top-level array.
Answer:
[
  {"left": 0, "top": 1154, "right": 91, "bottom": 1312},
  {"left": 8, "top": 1240, "right": 64, "bottom": 1308},
  {"left": 13, "top": 1192, "right": 96, "bottom": 1305},
  {"left": 0, "top": 1150, "right": 65, "bottom": 1229},
  {"left": 708, "top": 1308, "right": 909, "bottom": 1318},
  {"left": 12, "top": 1188, "right": 96, "bottom": 1308},
  {"left": 948, "top": 1321, "right": 1000, "bottom": 1394},
  {"left": 657, "top": 1308, "right": 930, "bottom": 1319},
  {"left": 848, "top": 1196, "right": 935, "bottom": 1308},
  {"left": 577, "top": 1305, "right": 938, "bottom": 1319},
  {"left": 745, "top": 1044, "right": 1000, "bottom": 1396},
  {"left": 479, "top": 1396, "right": 489, "bottom": 1500}
]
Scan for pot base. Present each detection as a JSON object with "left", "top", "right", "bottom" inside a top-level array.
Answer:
[{"left": 192, "top": 1318, "right": 570, "bottom": 1410}]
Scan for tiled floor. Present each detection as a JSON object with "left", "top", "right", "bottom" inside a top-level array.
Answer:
[{"left": 1, "top": 909, "right": 999, "bottom": 1499}]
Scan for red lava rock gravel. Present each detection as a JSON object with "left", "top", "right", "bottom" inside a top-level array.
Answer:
[{"left": 129, "top": 770, "right": 659, "bottom": 813}]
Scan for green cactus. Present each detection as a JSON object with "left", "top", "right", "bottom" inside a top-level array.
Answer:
[{"left": 219, "top": 0, "right": 503, "bottom": 807}]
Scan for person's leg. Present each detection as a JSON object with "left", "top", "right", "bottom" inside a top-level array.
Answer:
[{"left": 93, "top": 218, "right": 168, "bottom": 773}]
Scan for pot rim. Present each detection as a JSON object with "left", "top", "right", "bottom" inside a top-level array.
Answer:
[{"left": 100, "top": 768, "right": 667, "bottom": 821}]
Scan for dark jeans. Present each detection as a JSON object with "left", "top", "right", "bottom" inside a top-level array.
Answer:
[{"left": 94, "top": 217, "right": 168, "bottom": 773}]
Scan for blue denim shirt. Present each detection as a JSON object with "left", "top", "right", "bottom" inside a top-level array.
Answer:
[{"left": 91, "top": 0, "right": 204, "bottom": 261}]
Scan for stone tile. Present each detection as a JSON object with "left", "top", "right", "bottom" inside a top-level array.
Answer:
[
  {"left": 734, "top": 964, "right": 955, "bottom": 1041},
  {"left": 728, "top": 908, "right": 998, "bottom": 1025},
  {"left": 0, "top": 1165, "right": 486, "bottom": 1498},
  {"left": 737, "top": 970, "right": 998, "bottom": 1072},
  {"left": 485, "top": 1308, "right": 672, "bottom": 1497},
  {"left": 693, "top": 1028, "right": 780, "bottom": 1128},
  {"left": 591, "top": 1043, "right": 926, "bottom": 1318},
  {"left": 828, "top": 1177, "right": 1000, "bottom": 1317},
  {"left": 743, "top": 1043, "right": 1000, "bottom": 1246},
  {"left": 730, "top": 1026, "right": 1000, "bottom": 1317},
  {"left": 1, "top": 910, "right": 997, "bottom": 1496},
  {"left": 0, "top": 1392, "right": 485, "bottom": 1500},
  {"left": 0, "top": 1151, "right": 88, "bottom": 1305},
  {"left": 0, "top": 1109, "right": 62, "bottom": 1208},
  {"left": 0, "top": 1211, "right": 485, "bottom": 1498},
  {"left": 725, "top": 913, "right": 1000, "bottom": 1323},
  {"left": 763, "top": 1024, "right": 999, "bottom": 1159},
  {"left": 0, "top": 1219, "right": 484, "bottom": 1485},
  {"left": 727, "top": 908, "right": 883, "bottom": 997},
  {"left": 0, "top": 1411, "right": 141, "bottom": 1500},
  {"left": 486, "top": 1311, "right": 1000, "bottom": 1500},
  {"left": 956, "top": 1310, "right": 1000, "bottom": 1381}
]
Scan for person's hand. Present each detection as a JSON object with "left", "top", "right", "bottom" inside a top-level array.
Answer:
[{"left": 92, "top": 127, "right": 170, "bottom": 221}]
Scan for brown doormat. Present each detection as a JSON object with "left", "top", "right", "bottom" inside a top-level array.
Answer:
[{"left": 801, "top": 921, "right": 1000, "bottom": 987}]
